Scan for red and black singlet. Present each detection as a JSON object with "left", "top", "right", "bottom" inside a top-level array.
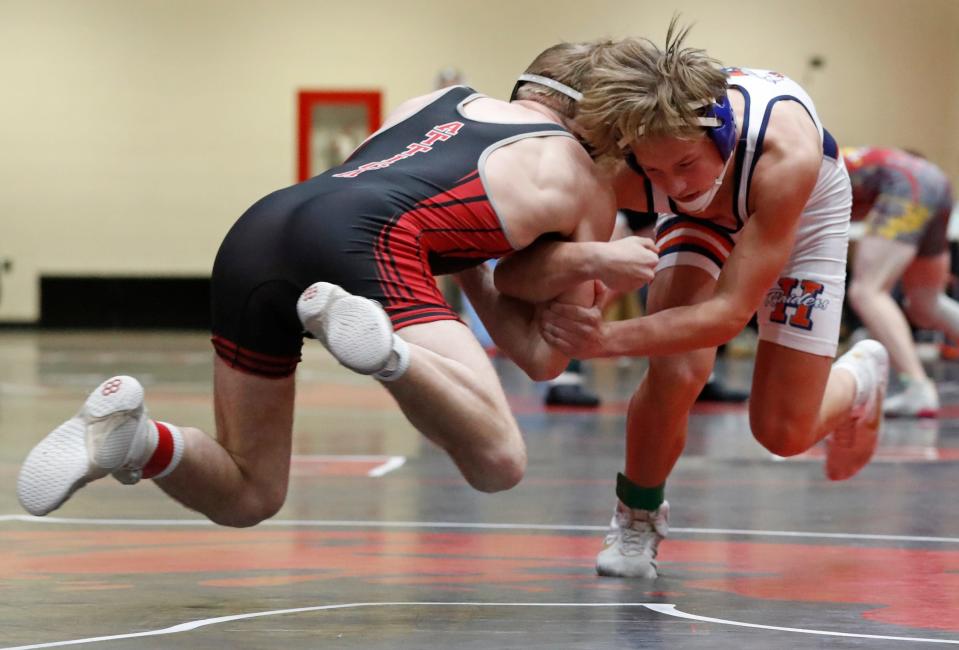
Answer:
[{"left": 210, "top": 85, "right": 571, "bottom": 377}]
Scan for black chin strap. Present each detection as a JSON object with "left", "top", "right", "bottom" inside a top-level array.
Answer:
[{"left": 625, "top": 151, "right": 645, "bottom": 176}]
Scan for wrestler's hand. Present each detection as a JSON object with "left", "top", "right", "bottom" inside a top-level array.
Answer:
[
  {"left": 595, "top": 236, "right": 659, "bottom": 293},
  {"left": 540, "top": 294, "right": 609, "bottom": 359}
]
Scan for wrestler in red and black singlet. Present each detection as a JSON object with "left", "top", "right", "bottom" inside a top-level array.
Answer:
[{"left": 211, "top": 85, "right": 571, "bottom": 377}]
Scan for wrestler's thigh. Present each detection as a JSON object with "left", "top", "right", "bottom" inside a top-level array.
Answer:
[
  {"left": 212, "top": 356, "right": 297, "bottom": 486},
  {"left": 750, "top": 340, "right": 832, "bottom": 430},
  {"left": 902, "top": 250, "right": 950, "bottom": 292},
  {"left": 646, "top": 264, "right": 718, "bottom": 314},
  {"left": 397, "top": 318, "right": 505, "bottom": 392}
]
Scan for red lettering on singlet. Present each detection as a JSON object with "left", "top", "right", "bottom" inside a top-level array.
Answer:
[
  {"left": 434, "top": 121, "right": 463, "bottom": 135},
  {"left": 405, "top": 142, "right": 433, "bottom": 154},
  {"left": 422, "top": 130, "right": 450, "bottom": 146},
  {"left": 332, "top": 122, "right": 465, "bottom": 179}
]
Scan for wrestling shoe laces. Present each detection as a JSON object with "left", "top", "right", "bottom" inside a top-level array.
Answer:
[{"left": 596, "top": 500, "right": 669, "bottom": 579}]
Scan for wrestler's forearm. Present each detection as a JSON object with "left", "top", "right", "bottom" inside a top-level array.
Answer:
[
  {"left": 494, "top": 241, "right": 600, "bottom": 303},
  {"left": 604, "top": 298, "right": 746, "bottom": 357},
  {"left": 457, "top": 267, "right": 568, "bottom": 379}
]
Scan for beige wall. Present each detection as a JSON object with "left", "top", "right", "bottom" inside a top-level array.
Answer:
[
  {"left": 1, "top": 0, "right": 957, "bottom": 321},
  {"left": 947, "top": 1, "right": 959, "bottom": 190}
]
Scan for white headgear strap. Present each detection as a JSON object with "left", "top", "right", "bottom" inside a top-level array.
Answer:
[
  {"left": 516, "top": 73, "right": 583, "bottom": 102},
  {"left": 616, "top": 98, "right": 720, "bottom": 148}
]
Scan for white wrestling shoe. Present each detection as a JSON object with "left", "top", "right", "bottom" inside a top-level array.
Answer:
[
  {"left": 297, "top": 282, "right": 409, "bottom": 380},
  {"left": 17, "top": 376, "right": 155, "bottom": 516},
  {"left": 826, "top": 339, "right": 889, "bottom": 481},
  {"left": 883, "top": 378, "right": 939, "bottom": 419},
  {"left": 596, "top": 500, "right": 669, "bottom": 579}
]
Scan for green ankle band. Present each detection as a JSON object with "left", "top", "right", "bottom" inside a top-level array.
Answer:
[{"left": 616, "top": 472, "right": 665, "bottom": 511}]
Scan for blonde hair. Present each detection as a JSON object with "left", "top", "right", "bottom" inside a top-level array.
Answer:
[
  {"left": 514, "top": 40, "right": 614, "bottom": 118},
  {"left": 578, "top": 19, "right": 728, "bottom": 158}
]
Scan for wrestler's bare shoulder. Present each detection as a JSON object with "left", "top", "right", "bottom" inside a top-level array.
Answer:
[{"left": 487, "top": 136, "right": 611, "bottom": 246}]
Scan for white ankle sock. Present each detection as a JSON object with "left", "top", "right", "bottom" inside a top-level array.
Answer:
[
  {"left": 374, "top": 335, "right": 411, "bottom": 382},
  {"left": 141, "top": 420, "right": 185, "bottom": 479},
  {"left": 832, "top": 358, "right": 867, "bottom": 410}
]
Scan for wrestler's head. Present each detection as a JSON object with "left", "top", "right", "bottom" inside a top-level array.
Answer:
[
  {"left": 511, "top": 42, "right": 602, "bottom": 118},
  {"left": 579, "top": 20, "right": 734, "bottom": 212},
  {"left": 510, "top": 40, "right": 615, "bottom": 158}
]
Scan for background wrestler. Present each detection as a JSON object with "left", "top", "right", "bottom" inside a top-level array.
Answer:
[{"left": 844, "top": 146, "right": 957, "bottom": 417}]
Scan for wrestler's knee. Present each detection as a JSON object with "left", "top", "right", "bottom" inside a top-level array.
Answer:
[
  {"left": 903, "top": 290, "right": 937, "bottom": 328},
  {"left": 209, "top": 483, "right": 288, "bottom": 528},
  {"left": 458, "top": 436, "right": 527, "bottom": 493},
  {"left": 648, "top": 353, "right": 713, "bottom": 400},
  {"left": 750, "top": 409, "right": 815, "bottom": 457},
  {"left": 846, "top": 280, "right": 875, "bottom": 313}
]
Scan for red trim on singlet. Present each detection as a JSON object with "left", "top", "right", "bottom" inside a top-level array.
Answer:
[
  {"left": 374, "top": 177, "right": 493, "bottom": 302},
  {"left": 661, "top": 235, "right": 732, "bottom": 264},
  {"left": 388, "top": 304, "right": 462, "bottom": 329},
  {"left": 393, "top": 310, "right": 463, "bottom": 330},
  {"left": 396, "top": 314, "right": 461, "bottom": 329},
  {"left": 211, "top": 335, "right": 300, "bottom": 378},
  {"left": 372, "top": 172, "right": 512, "bottom": 327},
  {"left": 657, "top": 222, "right": 734, "bottom": 256},
  {"left": 373, "top": 226, "right": 415, "bottom": 303}
]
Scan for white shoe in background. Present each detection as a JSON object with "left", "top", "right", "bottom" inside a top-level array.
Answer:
[{"left": 883, "top": 378, "right": 939, "bottom": 418}]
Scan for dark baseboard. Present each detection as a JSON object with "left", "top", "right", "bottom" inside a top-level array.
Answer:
[
  {"left": 0, "top": 321, "right": 38, "bottom": 329},
  {"left": 40, "top": 276, "right": 211, "bottom": 329}
]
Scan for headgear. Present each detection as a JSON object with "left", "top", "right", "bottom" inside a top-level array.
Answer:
[
  {"left": 509, "top": 73, "right": 596, "bottom": 158},
  {"left": 509, "top": 73, "right": 583, "bottom": 103},
  {"left": 618, "top": 94, "right": 737, "bottom": 162}
]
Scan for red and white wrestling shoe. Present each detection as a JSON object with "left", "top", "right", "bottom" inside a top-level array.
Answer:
[{"left": 17, "top": 376, "right": 183, "bottom": 516}]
